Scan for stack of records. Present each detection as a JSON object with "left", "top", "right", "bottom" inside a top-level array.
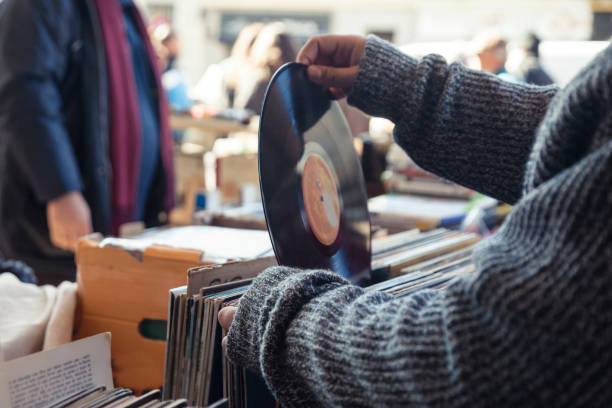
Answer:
[
  {"left": 369, "top": 245, "right": 476, "bottom": 297},
  {"left": 163, "top": 280, "right": 274, "bottom": 408},
  {"left": 163, "top": 258, "right": 278, "bottom": 408},
  {"left": 163, "top": 227, "right": 479, "bottom": 407},
  {"left": 371, "top": 227, "right": 479, "bottom": 279},
  {"left": 56, "top": 388, "right": 227, "bottom": 408}
]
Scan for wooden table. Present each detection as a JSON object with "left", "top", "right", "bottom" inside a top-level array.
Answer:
[{"left": 169, "top": 114, "right": 257, "bottom": 134}]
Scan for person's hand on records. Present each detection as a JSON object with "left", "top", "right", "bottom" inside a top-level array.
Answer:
[
  {"left": 218, "top": 306, "right": 238, "bottom": 353},
  {"left": 46, "top": 190, "right": 93, "bottom": 252},
  {"left": 297, "top": 35, "right": 366, "bottom": 99}
]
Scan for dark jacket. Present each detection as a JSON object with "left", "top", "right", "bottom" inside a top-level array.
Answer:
[
  {"left": 518, "top": 55, "right": 555, "bottom": 86},
  {"left": 0, "top": 0, "right": 168, "bottom": 267}
]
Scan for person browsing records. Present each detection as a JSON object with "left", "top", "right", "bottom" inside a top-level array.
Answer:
[{"left": 218, "top": 34, "right": 612, "bottom": 407}]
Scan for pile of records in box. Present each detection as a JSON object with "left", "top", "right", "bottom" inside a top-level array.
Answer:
[
  {"left": 61, "top": 388, "right": 227, "bottom": 408},
  {"left": 163, "top": 227, "right": 479, "bottom": 407}
]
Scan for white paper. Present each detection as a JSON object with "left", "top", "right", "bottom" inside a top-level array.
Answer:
[
  {"left": 100, "top": 225, "right": 272, "bottom": 261},
  {"left": 368, "top": 195, "right": 469, "bottom": 219},
  {"left": 0, "top": 333, "right": 113, "bottom": 408}
]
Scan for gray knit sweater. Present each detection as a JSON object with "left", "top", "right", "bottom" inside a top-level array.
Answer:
[{"left": 226, "top": 36, "right": 612, "bottom": 407}]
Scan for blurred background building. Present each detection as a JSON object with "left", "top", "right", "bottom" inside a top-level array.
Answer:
[{"left": 135, "top": 0, "right": 612, "bottom": 86}]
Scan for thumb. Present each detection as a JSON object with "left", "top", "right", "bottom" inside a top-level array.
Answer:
[
  {"left": 218, "top": 306, "right": 237, "bottom": 330},
  {"left": 307, "top": 65, "right": 359, "bottom": 91}
]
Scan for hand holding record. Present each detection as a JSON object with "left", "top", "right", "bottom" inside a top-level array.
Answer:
[{"left": 297, "top": 35, "right": 366, "bottom": 99}]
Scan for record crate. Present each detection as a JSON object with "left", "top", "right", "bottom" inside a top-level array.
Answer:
[
  {"left": 72, "top": 226, "right": 272, "bottom": 395},
  {"left": 73, "top": 233, "right": 212, "bottom": 394}
]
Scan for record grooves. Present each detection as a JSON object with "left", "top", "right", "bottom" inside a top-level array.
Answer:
[{"left": 258, "top": 62, "right": 371, "bottom": 283}]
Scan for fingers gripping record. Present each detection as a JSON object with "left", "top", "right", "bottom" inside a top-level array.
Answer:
[{"left": 297, "top": 35, "right": 366, "bottom": 98}]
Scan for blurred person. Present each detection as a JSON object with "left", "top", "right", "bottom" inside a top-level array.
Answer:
[
  {"left": 159, "top": 26, "right": 180, "bottom": 72},
  {"left": 147, "top": 14, "right": 172, "bottom": 70},
  {"left": 218, "top": 33, "right": 612, "bottom": 406},
  {"left": 472, "top": 31, "right": 521, "bottom": 83},
  {"left": 192, "top": 22, "right": 264, "bottom": 110},
  {"left": 232, "top": 22, "right": 298, "bottom": 114},
  {"left": 149, "top": 18, "right": 193, "bottom": 113},
  {"left": 0, "top": 0, "right": 174, "bottom": 284},
  {"left": 508, "top": 32, "right": 555, "bottom": 86}
]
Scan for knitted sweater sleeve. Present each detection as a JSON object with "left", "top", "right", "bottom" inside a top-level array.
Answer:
[
  {"left": 347, "top": 36, "right": 558, "bottom": 204},
  {"left": 228, "top": 185, "right": 612, "bottom": 407},
  {"left": 226, "top": 38, "right": 612, "bottom": 407},
  {"left": 227, "top": 266, "right": 476, "bottom": 407}
]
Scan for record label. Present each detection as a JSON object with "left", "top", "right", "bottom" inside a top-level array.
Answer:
[{"left": 301, "top": 153, "right": 340, "bottom": 246}]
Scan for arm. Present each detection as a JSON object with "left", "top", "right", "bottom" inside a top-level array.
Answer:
[
  {"left": 225, "top": 265, "right": 523, "bottom": 407},
  {"left": 0, "top": 0, "right": 93, "bottom": 250},
  {"left": 223, "top": 36, "right": 612, "bottom": 407},
  {"left": 226, "top": 204, "right": 606, "bottom": 408},
  {"left": 348, "top": 36, "right": 558, "bottom": 203},
  {"left": 0, "top": 0, "right": 83, "bottom": 203}
]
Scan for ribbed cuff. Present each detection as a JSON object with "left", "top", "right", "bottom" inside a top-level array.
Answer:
[
  {"left": 226, "top": 266, "right": 298, "bottom": 374},
  {"left": 226, "top": 266, "right": 352, "bottom": 380}
]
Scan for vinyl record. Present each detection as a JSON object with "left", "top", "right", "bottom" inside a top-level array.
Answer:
[{"left": 258, "top": 62, "right": 371, "bottom": 284}]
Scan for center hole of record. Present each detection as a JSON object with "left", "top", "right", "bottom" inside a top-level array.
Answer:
[{"left": 301, "top": 154, "right": 340, "bottom": 246}]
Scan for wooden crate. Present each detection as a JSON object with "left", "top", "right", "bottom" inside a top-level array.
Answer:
[
  {"left": 73, "top": 235, "right": 212, "bottom": 394},
  {"left": 73, "top": 226, "right": 272, "bottom": 394}
]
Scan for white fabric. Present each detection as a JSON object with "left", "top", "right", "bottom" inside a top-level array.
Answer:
[
  {"left": 0, "top": 273, "right": 77, "bottom": 361},
  {"left": 43, "top": 280, "right": 77, "bottom": 350}
]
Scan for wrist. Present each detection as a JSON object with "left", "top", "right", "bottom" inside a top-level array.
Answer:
[
  {"left": 48, "top": 190, "right": 82, "bottom": 206},
  {"left": 226, "top": 266, "right": 299, "bottom": 373},
  {"left": 347, "top": 35, "right": 417, "bottom": 123}
]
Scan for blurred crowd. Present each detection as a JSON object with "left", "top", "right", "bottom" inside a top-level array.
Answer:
[
  {"left": 149, "top": 18, "right": 300, "bottom": 118},
  {"left": 470, "top": 30, "right": 554, "bottom": 85},
  {"left": 160, "top": 21, "right": 557, "bottom": 116},
  {"left": 150, "top": 17, "right": 556, "bottom": 122}
]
